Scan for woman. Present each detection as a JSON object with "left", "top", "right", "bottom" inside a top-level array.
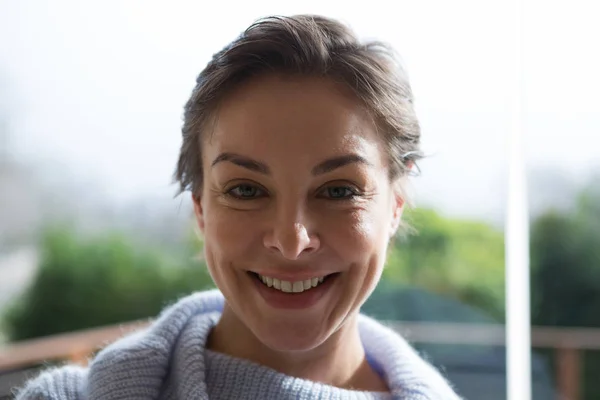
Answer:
[{"left": 17, "top": 15, "right": 461, "bottom": 400}]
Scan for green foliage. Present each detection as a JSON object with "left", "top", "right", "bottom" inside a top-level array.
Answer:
[
  {"left": 531, "top": 185, "right": 600, "bottom": 328},
  {"left": 381, "top": 208, "right": 505, "bottom": 321},
  {"left": 530, "top": 182, "right": 600, "bottom": 400},
  {"left": 3, "top": 227, "right": 213, "bottom": 341}
]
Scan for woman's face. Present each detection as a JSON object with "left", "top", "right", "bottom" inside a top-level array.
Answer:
[{"left": 194, "top": 75, "right": 404, "bottom": 352}]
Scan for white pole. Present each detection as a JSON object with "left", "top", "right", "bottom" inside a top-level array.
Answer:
[{"left": 506, "top": 0, "right": 531, "bottom": 398}]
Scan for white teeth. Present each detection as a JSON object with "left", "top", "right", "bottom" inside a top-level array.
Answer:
[
  {"left": 292, "top": 281, "right": 304, "bottom": 293},
  {"left": 281, "top": 281, "right": 292, "bottom": 293},
  {"left": 256, "top": 274, "right": 329, "bottom": 293}
]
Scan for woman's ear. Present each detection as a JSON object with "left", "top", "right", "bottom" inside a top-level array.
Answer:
[
  {"left": 192, "top": 193, "right": 205, "bottom": 233},
  {"left": 390, "top": 192, "right": 405, "bottom": 238}
]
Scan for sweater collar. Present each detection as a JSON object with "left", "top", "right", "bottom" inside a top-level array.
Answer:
[{"left": 86, "top": 290, "right": 458, "bottom": 400}]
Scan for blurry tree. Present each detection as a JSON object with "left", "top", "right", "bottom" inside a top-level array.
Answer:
[
  {"left": 376, "top": 208, "right": 506, "bottom": 321},
  {"left": 531, "top": 180, "right": 600, "bottom": 327},
  {"left": 3, "top": 226, "right": 213, "bottom": 341},
  {"left": 530, "top": 178, "right": 600, "bottom": 400}
]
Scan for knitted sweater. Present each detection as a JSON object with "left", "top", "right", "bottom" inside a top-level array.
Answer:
[{"left": 15, "top": 290, "right": 461, "bottom": 399}]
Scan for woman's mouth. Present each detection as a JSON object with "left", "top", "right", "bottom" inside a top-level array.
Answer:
[
  {"left": 251, "top": 272, "right": 332, "bottom": 293},
  {"left": 248, "top": 271, "right": 339, "bottom": 309}
]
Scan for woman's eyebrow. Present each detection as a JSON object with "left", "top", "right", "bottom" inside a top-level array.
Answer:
[
  {"left": 211, "top": 152, "right": 371, "bottom": 176},
  {"left": 211, "top": 152, "right": 270, "bottom": 175},
  {"left": 311, "top": 154, "right": 372, "bottom": 176}
]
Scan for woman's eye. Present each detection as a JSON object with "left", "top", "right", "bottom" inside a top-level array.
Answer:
[
  {"left": 227, "top": 184, "right": 264, "bottom": 199},
  {"left": 321, "top": 186, "right": 358, "bottom": 200}
]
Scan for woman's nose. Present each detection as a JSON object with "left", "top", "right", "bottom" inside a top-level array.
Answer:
[{"left": 263, "top": 211, "right": 320, "bottom": 260}]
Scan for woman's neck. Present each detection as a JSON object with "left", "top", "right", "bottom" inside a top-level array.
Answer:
[{"left": 206, "top": 303, "right": 388, "bottom": 392}]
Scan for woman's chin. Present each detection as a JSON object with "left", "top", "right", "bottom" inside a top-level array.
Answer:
[
  {"left": 258, "top": 337, "right": 325, "bottom": 353},
  {"left": 253, "top": 323, "right": 331, "bottom": 353}
]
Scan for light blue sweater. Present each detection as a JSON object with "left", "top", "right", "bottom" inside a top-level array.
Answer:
[{"left": 15, "top": 290, "right": 461, "bottom": 399}]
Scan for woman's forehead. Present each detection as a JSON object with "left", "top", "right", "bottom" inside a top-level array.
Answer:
[{"left": 205, "top": 75, "right": 385, "bottom": 165}]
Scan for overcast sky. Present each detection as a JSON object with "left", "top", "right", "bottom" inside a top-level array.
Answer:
[{"left": 1, "top": 0, "right": 598, "bottom": 225}]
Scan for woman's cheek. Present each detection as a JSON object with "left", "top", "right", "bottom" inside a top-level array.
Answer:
[
  {"left": 206, "top": 207, "right": 262, "bottom": 256},
  {"left": 328, "top": 210, "right": 381, "bottom": 259}
]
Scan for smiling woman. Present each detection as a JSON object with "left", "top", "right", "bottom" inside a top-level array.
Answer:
[{"left": 16, "top": 14, "right": 460, "bottom": 400}]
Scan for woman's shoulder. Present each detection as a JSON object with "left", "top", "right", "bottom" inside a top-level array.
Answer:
[
  {"left": 14, "top": 290, "right": 225, "bottom": 400},
  {"left": 358, "top": 314, "right": 462, "bottom": 399},
  {"left": 14, "top": 365, "right": 88, "bottom": 400}
]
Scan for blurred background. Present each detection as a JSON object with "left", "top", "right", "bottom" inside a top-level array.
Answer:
[{"left": 0, "top": 1, "right": 599, "bottom": 399}]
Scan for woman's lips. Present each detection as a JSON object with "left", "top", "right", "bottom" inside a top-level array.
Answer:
[{"left": 249, "top": 271, "right": 340, "bottom": 310}]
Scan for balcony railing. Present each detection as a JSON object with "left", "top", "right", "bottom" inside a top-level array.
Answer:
[{"left": 2, "top": 321, "right": 600, "bottom": 399}]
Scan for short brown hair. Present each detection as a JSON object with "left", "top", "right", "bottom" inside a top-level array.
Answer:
[{"left": 175, "top": 14, "right": 422, "bottom": 196}]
